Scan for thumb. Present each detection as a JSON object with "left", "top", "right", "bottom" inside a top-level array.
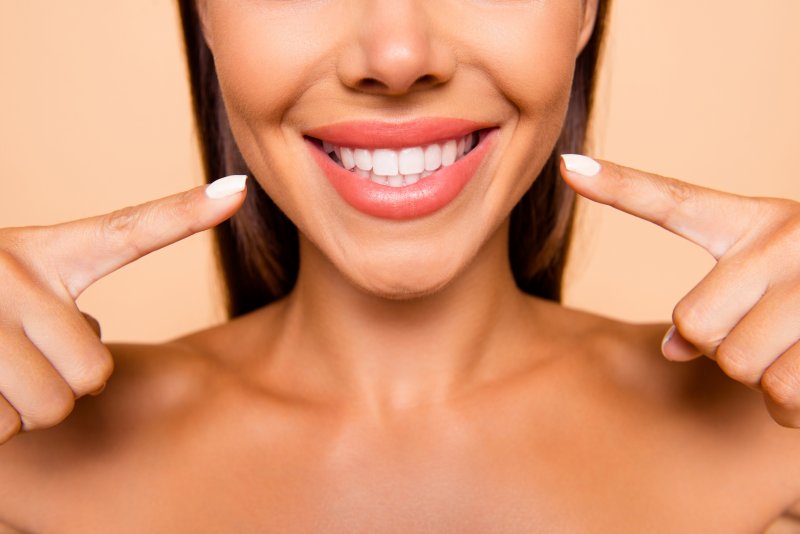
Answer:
[{"left": 46, "top": 174, "right": 247, "bottom": 298}]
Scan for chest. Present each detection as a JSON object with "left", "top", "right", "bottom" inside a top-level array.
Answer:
[{"left": 38, "top": 412, "right": 785, "bottom": 533}]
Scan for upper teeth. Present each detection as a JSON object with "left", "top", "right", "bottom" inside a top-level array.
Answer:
[{"left": 321, "top": 132, "right": 479, "bottom": 186}]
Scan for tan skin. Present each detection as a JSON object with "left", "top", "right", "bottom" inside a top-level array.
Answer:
[{"left": 1, "top": 0, "right": 800, "bottom": 531}]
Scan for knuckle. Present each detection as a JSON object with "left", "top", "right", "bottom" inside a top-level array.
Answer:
[
  {"left": 99, "top": 206, "right": 146, "bottom": 256},
  {"left": 103, "top": 205, "right": 140, "bottom": 235},
  {"left": 672, "top": 301, "right": 710, "bottom": 346},
  {"left": 170, "top": 191, "right": 196, "bottom": 219},
  {"left": 761, "top": 367, "right": 800, "bottom": 410},
  {"left": 164, "top": 191, "right": 200, "bottom": 234},
  {"left": 765, "top": 398, "right": 800, "bottom": 429},
  {"left": 21, "top": 385, "right": 75, "bottom": 431},
  {"left": 71, "top": 352, "right": 114, "bottom": 396},
  {"left": 606, "top": 168, "right": 640, "bottom": 210},
  {"left": 661, "top": 177, "right": 694, "bottom": 207},
  {"left": 657, "top": 178, "right": 694, "bottom": 228},
  {"left": 715, "top": 341, "right": 757, "bottom": 384}
]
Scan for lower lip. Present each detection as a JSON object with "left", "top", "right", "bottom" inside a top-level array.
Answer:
[{"left": 305, "top": 128, "right": 499, "bottom": 220}]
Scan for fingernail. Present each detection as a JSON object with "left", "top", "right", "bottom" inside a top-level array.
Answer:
[
  {"left": 561, "top": 154, "right": 601, "bottom": 177},
  {"left": 661, "top": 325, "right": 676, "bottom": 356},
  {"left": 205, "top": 174, "right": 248, "bottom": 199}
]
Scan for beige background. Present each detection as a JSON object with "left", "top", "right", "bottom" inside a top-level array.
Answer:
[{"left": 0, "top": 1, "right": 798, "bottom": 343}]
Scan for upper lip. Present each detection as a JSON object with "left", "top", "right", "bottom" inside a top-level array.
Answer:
[{"left": 303, "top": 117, "right": 496, "bottom": 149}]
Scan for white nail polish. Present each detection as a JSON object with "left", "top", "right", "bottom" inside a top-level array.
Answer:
[
  {"left": 561, "top": 154, "right": 601, "bottom": 177},
  {"left": 206, "top": 175, "right": 248, "bottom": 199}
]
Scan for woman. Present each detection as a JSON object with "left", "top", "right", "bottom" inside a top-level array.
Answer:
[{"left": 0, "top": 0, "right": 799, "bottom": 531}]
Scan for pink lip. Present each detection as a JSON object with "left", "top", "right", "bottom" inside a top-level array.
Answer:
[
  {"left": 303, "top": 117, "right": 495, "bottom": 149},
  {"left": 305, "top": 127, "right": 499, "bottom": 220}
]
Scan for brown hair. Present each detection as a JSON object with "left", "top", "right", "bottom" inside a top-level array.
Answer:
[{"left": 177, "top": 1, "right": 610, "bottom": 317}]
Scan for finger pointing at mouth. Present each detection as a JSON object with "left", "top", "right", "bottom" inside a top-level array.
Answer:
[{"left": 558, "top": 154, "right": 762, "bottom": 261}]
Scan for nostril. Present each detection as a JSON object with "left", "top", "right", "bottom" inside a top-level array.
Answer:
[
  {"left": 357, "top": 74, "right": 438, "bottom": 94},
  {"left": 359, "top": 78, "right": 385, "bottom": 92},
  {"left": 415, "top": 74, "right": 437, "bottom": 87}
]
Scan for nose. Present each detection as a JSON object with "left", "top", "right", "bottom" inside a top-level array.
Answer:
[{"left": 337, "top": 0, "right": 456, "bottom": 97}]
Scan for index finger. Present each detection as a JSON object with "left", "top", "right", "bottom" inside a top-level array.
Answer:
[
  {"left": 560, "top": 155, "right": 759, "bottom": 259},
  {"left": 42, "top": 175, "right": 247, "bottom": 298}
]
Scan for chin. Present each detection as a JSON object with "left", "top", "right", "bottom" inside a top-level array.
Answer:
[{"left": 342, "top": 246, "right": 465, "bottom": 301}]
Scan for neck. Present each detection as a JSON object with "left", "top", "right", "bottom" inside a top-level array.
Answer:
[{"left": 267, "top": 218, "right": 540, "bottom": 417}]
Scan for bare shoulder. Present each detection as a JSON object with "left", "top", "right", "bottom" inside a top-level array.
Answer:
[
  {"left": 0, "top": 333, "right": 222, "bottom": 525},
  {"left": 0, "top": 304, "right": 284, "bottom": 461},
  {"left": 0, "top": 303, "right": 295, "bottom": 530},
  {"left": 5, "top": 339, "right": 213, "bottom": 448},
  {"left": 572, "top": 301, "right": 799, "bottom": 431},
  {"left": 536, "top": 298, "right": 800, "bottom": 502},
  {"left": 535, "top": 299, "right": 768, "bottom": 415}
]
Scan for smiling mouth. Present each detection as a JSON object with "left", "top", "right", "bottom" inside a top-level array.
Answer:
[{"left": 304, "top": 128, "right": 494, "bottom": 188}]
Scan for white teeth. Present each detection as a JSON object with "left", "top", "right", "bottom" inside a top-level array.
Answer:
[
  {"left": 322, "top": 130, "right": 483, "bottom": 187},
  {"left": 387, "top": 175, "right": 404, "bottom": 187},
  {"left": 354, "top": 148, "right": 372, "bottom": 171},
  {"left": 424, "top": 144, "right": 441, "bottom": 171},
  {"left": 370, "top": 171, "right": 388, "bottom": 185},
  {"left": 340, "top": 147, "right": 356, "bottom": 170},
  {"left": 441, "top": 140, "right": 457, "bottom": 167},
  {"left": 372, "top": 149, "right": 399, "bottom": 176},
  {"left": 398, "top": 146, "right": 425, "bottom": 175}
]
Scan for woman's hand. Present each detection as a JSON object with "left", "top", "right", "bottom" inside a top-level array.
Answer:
[
  {"left": 0, "top": 175, "right": 247, "bottom": 444},
  {"left": 560, "top": 154, "right": 800, "bottom": 427}
]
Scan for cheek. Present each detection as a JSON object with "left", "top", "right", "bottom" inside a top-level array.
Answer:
[
  {"left": 451, "top": 4, "right": 583, "bottom": 208},
  {"left": 206, "top": 5, "right": 327, "bottom": 125},
  {"left": 469, "top": 4, "right": 581, "bottom": 121},
  {"left": 202, "top": 4, "right": 337, "bottom": 223}
]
